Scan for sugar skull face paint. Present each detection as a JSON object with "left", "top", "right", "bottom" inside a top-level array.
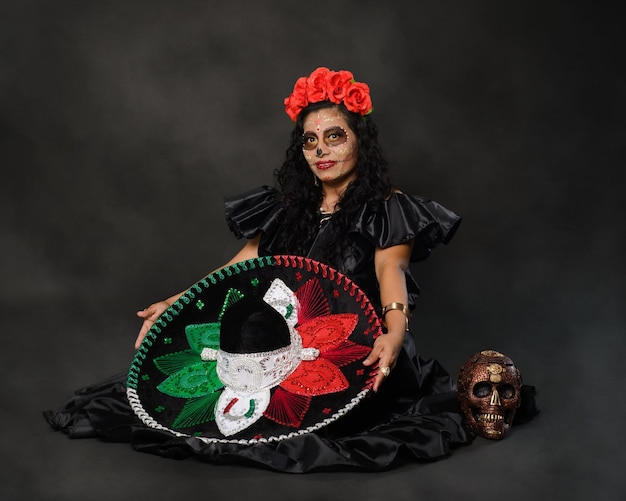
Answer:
[
  {"left": 302, "top": 108, "right": 358, "bottom": 186},
  {"left": 303, "top": 127, "right": 349, "bottom": 151}
]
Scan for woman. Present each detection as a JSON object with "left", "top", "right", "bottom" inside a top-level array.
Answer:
[{"left": 46, "top": 67, "right": 474, "bottom": 472}]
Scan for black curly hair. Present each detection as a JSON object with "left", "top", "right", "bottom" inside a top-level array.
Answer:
[{"left": 272, "top": 101, "right": 393, "bottom": 263}]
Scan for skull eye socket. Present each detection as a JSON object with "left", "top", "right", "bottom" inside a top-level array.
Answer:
[
  {"left": 499, "top": 384, "right": 516, "bottom": 399},
  {"left": 473, "top": 382, "right": 491, "bottom": 398}
]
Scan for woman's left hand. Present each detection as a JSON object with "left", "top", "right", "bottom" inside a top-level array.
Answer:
[{"left": 362, "top": 333, "right": 403, "bottom": 392}]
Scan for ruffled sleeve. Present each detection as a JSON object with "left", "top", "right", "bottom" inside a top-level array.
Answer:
[
  {"left": 354, "top": 193, "right": 461, "bottom": 262},
  {"left": 224, "top": 185, "right": 284, "bottom": 240}
]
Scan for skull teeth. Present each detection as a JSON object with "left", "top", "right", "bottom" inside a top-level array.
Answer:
[{"left": 478, "top": 413, "right": 503, "bottom": 423}]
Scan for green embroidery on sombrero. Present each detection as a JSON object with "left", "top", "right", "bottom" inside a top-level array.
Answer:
[
  {"left": 244, "top": 399, "right": 256, "bottom": 419},
  {"left": 157, "top": 361, "right": 223, "bottom": 398},
  {"left": 172, "top": 392, "right": 221, "bottom": 429},
  {"left": 218, "top": 288, "right": 244, "bottom": 321},
  {"left": 153, "top": 349, "right": 204, "bottom": 375},
  {"left": 185, "top": 323, "right": 220, "bottom": 353},
  {"left": 285, "top": 303, "right": 294, "bottom": 319}
]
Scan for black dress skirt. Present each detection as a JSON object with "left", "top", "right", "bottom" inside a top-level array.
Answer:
[
  {"left": 44, "top": 354, "right": 474, "bottom": 472},
  {"left": 44, "top": 186, "right": 535, "bottom": 472}
]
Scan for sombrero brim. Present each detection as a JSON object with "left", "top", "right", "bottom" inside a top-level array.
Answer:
[{"left": 127, "top": 255, "right": 382, "bottom": 444}]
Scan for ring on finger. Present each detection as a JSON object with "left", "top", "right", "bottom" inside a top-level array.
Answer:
[{"left": 380, "top": 366, "right": 391, "bottom": 378}]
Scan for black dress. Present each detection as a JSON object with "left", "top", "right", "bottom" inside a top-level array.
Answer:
[{"left": 44, "top": 185, "right": 477, "bottom": 472}]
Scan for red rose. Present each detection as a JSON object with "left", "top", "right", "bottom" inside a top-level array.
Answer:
[
  {"left": 284, "top": 76, "right": 309, "bottom": 121},
  {"left": 326, "top": 70, "right": 354, "bottom": 104},
  {"left": 306, "top": 67, "right": 330, "bottom": 104},
  {"left": 343, "top": 82, "right": 373, "bottom": 115}
]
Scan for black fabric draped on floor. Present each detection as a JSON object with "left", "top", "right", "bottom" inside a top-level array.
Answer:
[{"left": 43, "top": 351, "right": 538, "bottom": 473}]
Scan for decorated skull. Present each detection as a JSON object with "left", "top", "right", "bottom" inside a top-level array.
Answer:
[{"left": 456, "top": 350, "right": 522, "bottom": 439}]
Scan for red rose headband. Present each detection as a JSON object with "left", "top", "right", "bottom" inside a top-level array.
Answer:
[{"left": 284, "top": 67, "right": 374, "bottom": 122}]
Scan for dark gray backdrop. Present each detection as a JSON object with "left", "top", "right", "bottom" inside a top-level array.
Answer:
[{"left": 1, "top": 1, "right": 624, "bottom": 499}]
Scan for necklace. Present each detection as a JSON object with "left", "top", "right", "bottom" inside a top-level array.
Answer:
[
  {"left": 319, "top": 208, "right": 333, "bottom": 226},
  {"left": 319, "top": 199, "right": 339, "bottom": 226}
]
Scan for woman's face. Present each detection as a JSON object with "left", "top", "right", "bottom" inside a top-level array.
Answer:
[{"left": 301, "top": 107, "right": 358, "bottom": 187}]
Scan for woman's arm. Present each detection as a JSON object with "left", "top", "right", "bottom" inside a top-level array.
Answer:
[
  {"left": 134, "top": 234, "right": 261, "bottom": 349},
  {"left": 363, "top": 239, "right": 414, "bottom": 392}
]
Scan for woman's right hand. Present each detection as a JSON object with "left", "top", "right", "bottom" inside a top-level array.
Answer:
[
  {"left": 132, "top": 238, "right": 260, "bottom": 350},
  {"left": 135, "top": 301, "right": 170, "bottom": 349}
]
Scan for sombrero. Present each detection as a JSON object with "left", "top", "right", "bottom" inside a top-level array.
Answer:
[{"left": 127, "top": 255, "right": 382, "bottom": 444}]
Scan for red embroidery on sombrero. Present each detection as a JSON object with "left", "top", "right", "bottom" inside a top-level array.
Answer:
[
  {"left": 263, "top": 386, "right": 311, "bottom": 427},
  {"left": 319, "top": 341, "right": 371, "bottom": 367},
  {"left": 223, "top": 397, "right": 238, "bottom": 414},
  {"left": 275, "top": 311, "right": 361, "bottom": 397},
  {"left": 297, "top": 313, "right": 359, "bottom": 352},
  {"left": 294, "top": 278, "right": 330, "bottom": 325},
  {"left": 279, "top": 358, "right": 348, "bottom": 396}
]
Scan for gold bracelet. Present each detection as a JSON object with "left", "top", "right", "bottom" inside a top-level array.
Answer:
[{"left": 381, "top": 302, "right": 411, "bottom": 331}]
